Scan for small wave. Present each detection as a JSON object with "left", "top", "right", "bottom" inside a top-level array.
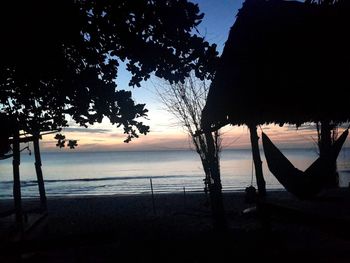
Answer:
[
  {"left": 1, "top": 174, "right": 202, "bottom": 186},
  {"left": 46, "top": 175, "right": 200, "bottom": 183},
  {"left": 21, "top": 183, "right": 39, "bottom": 187}
]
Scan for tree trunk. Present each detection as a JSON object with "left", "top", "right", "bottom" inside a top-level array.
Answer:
[
  {"left": 33, "top": 133, "right": 47, "bottom": 211},
  {"left": 205, "top": 132, "right": 226, "bottom": 230},
  {"left": 248, "top": 124, "right": 266, "bottom": 197},
  {"left": 12, "top": 128, "right": 23, "bottom": 230}
]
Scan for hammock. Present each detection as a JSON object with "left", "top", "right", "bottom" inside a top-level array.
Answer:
[
  {"left": 0, "top": 135, "right": 12, "bottom": 160},
  {"left": 0, "top": 153, "right": 13, "bottom": 160},
  {"left": 262, "top": 129, "right": 348, "bottom": 199}
]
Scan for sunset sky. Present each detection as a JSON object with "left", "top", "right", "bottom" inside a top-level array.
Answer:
[{"left": 40, "top": 0, "right": 349, "bottom": 152}]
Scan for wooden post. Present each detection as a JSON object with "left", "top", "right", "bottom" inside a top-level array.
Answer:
[
  {"left": 150, "top": 178, "right": 156, "bottom": 214},
  {"left": 183, "top": 186, "right": 186, "bottom": 209},
  {"left": 33, "top": 133, "right": 47, "bottom": 211},
  {"left": 320, "top": 121, "right": 332, "bottom": 159},
  {"left": 320, "top": 121, "right": 338, "bottom": 187},
  {"left": 248, "top": 124, "right": 266, "bottom": 197},
  {"left": 12, "top": 128, "right": 23, "bottom": 229}
]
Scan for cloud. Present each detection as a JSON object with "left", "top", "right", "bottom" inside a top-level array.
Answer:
[
  {"left": 39, "top": 123, "right": 350, "bottom": 152},
  {"left": 286, "top": 122, "right": 350, "bottom": 131},
  {"left": 62, "top": 127, "right": 111, "bottom": 134},
  {"left": 107, "top": 133, "right": 133, "bottom": 139},
  {"left": 286, "top": 123, "right": 317, "bottom": 131}
]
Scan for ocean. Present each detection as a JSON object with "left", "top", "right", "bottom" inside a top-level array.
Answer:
[{"left": 0, "top": 149, "right": 349, "bottom": 198}]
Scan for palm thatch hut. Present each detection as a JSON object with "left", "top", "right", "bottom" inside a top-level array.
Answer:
[{"left": 202, "top": 0, "right": 350, "bottom": 196}]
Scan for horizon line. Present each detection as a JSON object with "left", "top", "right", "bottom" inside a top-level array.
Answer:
[{"left": 38, "top": 146, "right": 348, "bottom": 154}]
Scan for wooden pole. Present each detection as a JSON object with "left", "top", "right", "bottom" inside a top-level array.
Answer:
[
  {"left": 248, "top": 124, "right": 266, "bottom": 197},
  {"left": 12, "top": 128, "right": 23, "bottom": 229},
  {"left": 320, "top": 121, "right": 338, "bottom": 187},
  {"left": 33, "top": 133, "right": 47, "bottom": 211},
  {"left": 150, "top": 178, "right": 156, "bottom": 214},
  {"left": 183, "top": 186, "right": 186, "bottom": 209}
]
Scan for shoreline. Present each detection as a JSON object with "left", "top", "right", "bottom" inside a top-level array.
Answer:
[
  {"left": 0, "top": 187, "right": 288, "bottom": 202},
  {"left": 1, "top": 189, "right": 350, "bottom": 262}
]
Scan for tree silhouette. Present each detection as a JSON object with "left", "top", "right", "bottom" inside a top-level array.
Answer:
[
  {"left": 0, "top": 0, "right": 218, "bottom": 142},
  {"left": 0, "top": 0, "right": 218, "bottom": 230},
  {"left": 158, "top": 75, "right": 226, "bottom": 229}
]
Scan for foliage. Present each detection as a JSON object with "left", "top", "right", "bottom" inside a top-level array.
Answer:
[
  {"left": 0, "top": 0, "right": 218, "bottom": 144},
  {"left": 54, "top": 134, "right": 78, "bottom": 149}
]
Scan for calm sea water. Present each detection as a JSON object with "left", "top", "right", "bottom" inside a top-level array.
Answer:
[{"left": 0, "top": 149, "right": 349, "bottom": 198}]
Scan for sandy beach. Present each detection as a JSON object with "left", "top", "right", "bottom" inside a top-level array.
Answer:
[{"left": 1, "top": 189, "right": 350, "bottom": 262}]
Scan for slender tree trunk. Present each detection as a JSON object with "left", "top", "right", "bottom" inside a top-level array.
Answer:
[
  {"left": 248, "top": 124, "right": 266, "bottom": 197},
  {"left": 33, "top": 132, "right": 47, "bottom": 211},
  {"left": 12, "top": 128, "right": 23, "bottom": 230},
  {"left": 205, "top": 132, "right": 226, "bottom": 230}
]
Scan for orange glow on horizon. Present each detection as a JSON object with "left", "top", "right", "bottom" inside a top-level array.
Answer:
[{"left": 39, "top": 123, "right": 350, "bottom": 152}]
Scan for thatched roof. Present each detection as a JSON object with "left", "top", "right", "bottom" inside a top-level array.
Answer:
[{"left": 202, "top": 0, "right": 350, "bottom": 130}]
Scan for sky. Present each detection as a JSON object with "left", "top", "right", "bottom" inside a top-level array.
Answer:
[{"left": 40, "top": 0, "right": 349, "bottom": 152}]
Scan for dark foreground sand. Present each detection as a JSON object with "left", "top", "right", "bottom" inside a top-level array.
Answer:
[{"left": 1, "top": 189, "right": 350, "bottom": 262}]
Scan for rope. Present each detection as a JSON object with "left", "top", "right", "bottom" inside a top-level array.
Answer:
[{"left": 20, "top": 146, "right": 31, "bottom": 155}]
